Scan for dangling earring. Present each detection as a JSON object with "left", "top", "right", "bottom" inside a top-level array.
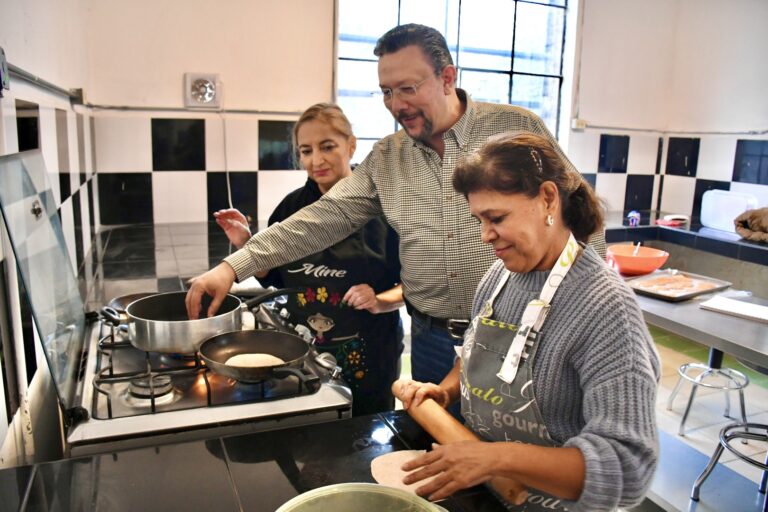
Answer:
[{"left": 546, "top": 214, "right": 554, "bottom": 226}]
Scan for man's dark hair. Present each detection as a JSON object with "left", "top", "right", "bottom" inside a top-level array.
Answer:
[{"left": 374, "top": 24, "right": 453, "bottom": 75}]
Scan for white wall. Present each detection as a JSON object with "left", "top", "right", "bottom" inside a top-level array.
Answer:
[
  {"left": 0, "top": 0, "right": 91, "bottom": 93},
  {"left": 574, "top": 0, "right": 768, "bottom": 133},
  {"left": 85, "top": 0, "right": 335, "bottom": 111}
]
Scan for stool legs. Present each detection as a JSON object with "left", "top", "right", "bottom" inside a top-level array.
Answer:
[
  {"left": 691, "top": 441, "right": 725, "bottom": 501},
  {"left": 668, "top": 363, "right": 749, "bottom": 437}
]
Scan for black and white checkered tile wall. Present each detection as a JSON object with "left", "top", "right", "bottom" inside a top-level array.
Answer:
[
  {"left": 569, "top": 130, "right": 768, "bottom": 224},
  {"left": 3, "top": 95, "right": 768, "bottom": 280}
]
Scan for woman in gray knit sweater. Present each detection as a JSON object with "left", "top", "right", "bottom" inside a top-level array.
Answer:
[{"left": 398, "top": 132, "right": 661, "bottom": 511}]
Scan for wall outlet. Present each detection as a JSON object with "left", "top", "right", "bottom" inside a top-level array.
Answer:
[
  {"left": 571, "top": 118, "right": 588, "bottom": 130},
  {"left": 0, "top": 47, "right": 9, "bottom": 95}
]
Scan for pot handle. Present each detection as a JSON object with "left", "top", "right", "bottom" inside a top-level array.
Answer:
[
  {"left": 242, "top": 287, "right": 306, "bottom": 310},
  {"left": 101, "top": 306, "right": 122, "bottom": 327}
]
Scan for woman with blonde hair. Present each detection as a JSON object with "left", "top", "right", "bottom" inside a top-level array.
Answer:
[{"left": 214, "top": 103, "right": 404, "bottom": 416}]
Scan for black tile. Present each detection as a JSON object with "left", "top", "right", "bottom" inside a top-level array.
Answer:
[
  {"left": 625, "top": 226, "right": 659, "bottom": 244},
  {"left": 76, "top": 113, "right": 86, "bottom": 183},
  {"left": 102, "top": 240, "right": 158, "bottom": 262},
  {"left": 56, "top": 108, "right": 71, "bottom": 202},
  {"left": 581, "top": 173, "right": 596, "bottom": 190},
  {"left": 624, "top": 175, "right": 655, "bottom": 214},
  {"left": 738, "top": 242, "right": 768, "bottom": 265},
  {"left": 605, "top": 228, "right": 628, "bottom": 244},
  {"left": 658, "top": 227, "right": 697, "bottom": 248},
  {"left": 598, "top": 134, "right": 629, "bottom": 173},
  {"left": 207, "top": 171, "right": 259, "bottom": 225},
  {"left": 732, "top": 139, "right": 768, "bottom": 185},
  {"left": 101, "top": 261, "right": 158, "bottom": 279},
  {"left": 15, "top": 99, "right": 40, "bottom": 151},
  {"left": 654, "top": 137, "right": 663, "bottom": 175},
  {"left": 259, "top": 120, "right": 295, "bottom": 170},
  {"left": 151, "top": 118, "right": 205, "bottom": 171},
  {"left": 665, "top": 137, "right": 700, "bottom": 177},
  {"left": 694, "top": 235, "right": 739, "bottom": 259},
  {"left": 72, "top": 189, "right": 84, "bottom": 271},
  {"left": 691, "top": 179, "right": 730, "bottom": 228},
  {"left": 87, "top": 178, "right": 96, "bottom": 242},
  {"left": 98, "top": 173, "right": 153, "bottom": 225}
]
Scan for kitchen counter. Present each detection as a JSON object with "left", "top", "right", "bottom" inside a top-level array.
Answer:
[
  {"left": 604, "top": 211, "right": 767, "bottom": 267},
  {"left": 3, "top": 409, "right": 764, "bottom": 511},
  {"left": 2, "top": 412, "right": 507, "bottom": 512}
]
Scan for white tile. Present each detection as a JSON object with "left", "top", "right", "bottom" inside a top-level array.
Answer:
[
  {"left": 627, "top": 134, "right": 659, "bottom": 175},
  {"left": 94, "top": 116, "right": 152, "bottom": 173},
  {"left": 39, "top": 107, "right": 61, "bottom": 206},
  {"left": 206, "top": 116, "right": 225, "bottom": 171},
  {"left": 67, "top": 111, "right": 81, "bottom": 194},
  {"left": 224, "top": 117, "right": 261, "bottom": 171},
  {"left": 257, "top": 170, "right": 307, "bottom": 223},
  {"left": 0, "top": 95, "right": 18, "bottom": 155},
  {"left": 697, "top": 136, "right": 738, "bottom": 182},
  {"left": 731, "top": 182, "right": 768, "bottom": 208},
  {"left": 152, "top": 172, "right": 208, "bottom": 223},
  {"left": 659, "top": 175, "right": 695, "bottom": 216},
  {"left": 595, "top": 173, "right": 627, "bottom": 212},
  {"left": 82, "top": 113, "right": 94, "bottom": 177},
  {"left": 565, "top": 130, "right": 600, "bottom": 174}
]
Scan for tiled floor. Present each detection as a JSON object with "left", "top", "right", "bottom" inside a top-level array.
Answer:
[{"left": 397, "top": 321, "right": 768, "bottom": 486}]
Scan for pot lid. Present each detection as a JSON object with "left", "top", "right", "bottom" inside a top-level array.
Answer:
[{"left": 0, "top": 150, "right": 86, "bottom": 414}]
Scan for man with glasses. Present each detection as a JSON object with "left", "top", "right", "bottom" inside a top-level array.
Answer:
[{"left": 186, "top": 23, "right": 605, "bottom": 390}]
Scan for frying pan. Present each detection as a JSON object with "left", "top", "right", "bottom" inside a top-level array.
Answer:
[{"left": 199, "top": 329, "right": 310, "bottom": 382}]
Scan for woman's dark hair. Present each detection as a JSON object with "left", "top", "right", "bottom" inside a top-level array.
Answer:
[
  {"left": 452, "top": 131, "right": 604, "bottom": 243},
  {"left": 373, "top": 24, "right": 453, "bottom": 76}
]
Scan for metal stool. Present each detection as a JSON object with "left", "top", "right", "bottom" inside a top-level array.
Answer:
[
  {"left": 666, "top": 349, "right": 749, "bottom": 436},
  {"left": 690, "top": 422, "right": 767, "bottom": 511}
]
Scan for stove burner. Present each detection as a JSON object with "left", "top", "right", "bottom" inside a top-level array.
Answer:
[{"left": 129, "top": 374, "right": 173, "bottom": 398}]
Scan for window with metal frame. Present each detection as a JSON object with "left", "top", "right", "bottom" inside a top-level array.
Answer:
[{"left": 337, "top": 0, "right": 568, "bottom": 160}]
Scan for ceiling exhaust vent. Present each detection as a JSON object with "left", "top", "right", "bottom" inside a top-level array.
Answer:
[{"left": 184, "top": 73, "right": 220, "bottom": 109}]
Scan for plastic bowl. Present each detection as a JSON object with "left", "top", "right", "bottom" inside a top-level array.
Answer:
[
  {"left": 606, "top": 244, "right": 669, "bottom": 276},
  {"left": 276, "top": 483, "right": 446, "bottom": 512}
]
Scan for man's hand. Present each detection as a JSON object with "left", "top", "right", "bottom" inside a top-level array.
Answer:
[
  {"left": 185, "top": 262, "right": 237, "bottom": 319},
  {"left": 213, "top": 209, "right": 251, "bottom": 249}
]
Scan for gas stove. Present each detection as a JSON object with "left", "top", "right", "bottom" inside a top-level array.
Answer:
[{"left": 65, "top": 314, "right": 352, "bottom": 456}]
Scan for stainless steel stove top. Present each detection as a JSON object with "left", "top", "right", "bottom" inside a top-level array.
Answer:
[{"left": 67, "top": 317, "right": 352, "bottom": 457}]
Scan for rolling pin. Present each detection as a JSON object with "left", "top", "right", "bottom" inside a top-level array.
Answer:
[{"left": 391, "top": 379, "right": 529, "bottom": 505}]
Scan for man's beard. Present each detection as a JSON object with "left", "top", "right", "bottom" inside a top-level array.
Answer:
[{"left": 397, "top": 110, "right": 434, "bottom": 144}]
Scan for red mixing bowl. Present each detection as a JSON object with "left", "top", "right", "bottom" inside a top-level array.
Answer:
[{"left": 607, "top": 244, "right": 669, "bottom": 276}]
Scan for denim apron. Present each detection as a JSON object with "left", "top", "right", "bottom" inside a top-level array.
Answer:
[{"left": 459, "top": 234, "right": 580, "bottom": 511}]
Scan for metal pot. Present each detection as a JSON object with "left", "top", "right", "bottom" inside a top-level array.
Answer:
[
  {"left": 199, "top": 329, "right": 310, "bottom": 382},
  {"left": 276, "top": 483, "right": 447, "bottom": 512},
  {"left": 125, "top": 291, "right": 242, "bottom": 354}
]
